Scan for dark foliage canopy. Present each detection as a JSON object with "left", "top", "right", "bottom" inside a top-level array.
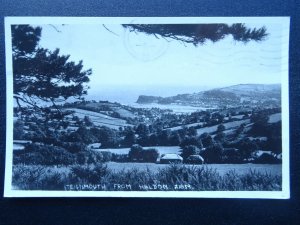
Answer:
[
  {"left": 12, "top": 25, "right": 92, "bottom": 109},
  {"left": 122, "top": 24, "right": 268, "bottom": 46}
]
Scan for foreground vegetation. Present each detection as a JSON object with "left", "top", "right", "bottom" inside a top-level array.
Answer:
[{"left": 12, "top": 163, "right": 281, "bottom": 191}]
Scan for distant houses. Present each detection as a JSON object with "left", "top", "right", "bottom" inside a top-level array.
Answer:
[
  {"left": 160, "top": 153, "right": 183, "bottom": 164},
  {"left": 87, "top": 143, "right": 102, "bottom": 150}
]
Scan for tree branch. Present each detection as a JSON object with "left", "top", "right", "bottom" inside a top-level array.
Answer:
[{"left": 102, "top": 24, "right": 119, "bottom": 36}]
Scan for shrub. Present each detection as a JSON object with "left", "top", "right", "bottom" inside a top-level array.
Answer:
[
  {"left": 12, "top": 164, "right": 282, "bottom": 191},
  {"left": 100, "top": 151, "right": 113, "bottom": 162},
  {"left": 111, "top": 153, "right": 129, "bottom": 162},
  {"left": 181, "top": 145, "right": 200, "bottom": 160},
  {"left": 157, "top": 164, "right": 221, "bottom": 190},
  {"left": 200, "top": 133, "right": 214, "bottom": 147},
  {"left": 201, "top": 143, "right": 223, "bottom": 163},
  {"left": 76, "top": 150, "right": 104, "bottom": 165},
  {"left": 141, "top": 148, "right": 159, "bottom": 163},
  {"left": 222, "top": 148, "right": 242, "bottom": 163},
  {"left": 14, "top": 143, "right": 77, "bottom": 166},
  {"left": 14, "top": 151, "right": 44, "bottom": 165},
  {"left": 14, "top": 120, "right": 25, "bottom": 140},
  {"left": 12, "top": 165, "right": 46, "bottom": 190},
  {"left": 128, "top": 144, "right": 143, "bottom": 161},
  {"left": 217, "top": 124, "right": 225, "bottom": 132},
  {"left": 185, "top": 155, "right": 204, "bottom": 164},
  {"left": 239, "top": 169, "right": 281, "bottom": 191},
  {"left": 69, "top": 163, "right": 110, "bottom": 184},
  {"left": 128, "top": 145, "right": 159, "bottom": 162},
  {"left": 238, "top": 138, "right": 258, "bottom": 159},
  {"left": 61, "top": 142, "right": 87, "bottom": 153},
  {"left": 221, "top": 170, "right": 243, "bottom": 190},
  {"left": 39, "top": 172, "right": 66, "bottom": 190},
  {"left": 254, "top": 153, "right": 280, "bottom": 164},
  {"left": 180, "top": 137, "right": 203, "bottom": 149},
  {"left": 109, "top": 168, "right": 156, "bottom": 190}
]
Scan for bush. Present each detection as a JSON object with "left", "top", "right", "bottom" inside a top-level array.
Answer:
[
  {"left": 14, "top": 143, "right": 77, "bottom": 166},
  {"left": 12, "top": 165, "right": 46, "bottom": 190},
  {"left": 128, "top": 145, "right": 159, "bottom": 162},
  {"left": 201, "top": 143, "right": 223, "bottom": 163},
  {"left": 13, "top": 143, "right": 111, "bottom": 166},
  {"left": 111, "top": 153, "right": 129, "bottom": 162},
  {"left": 238, "top": 138, "right": 258, "bottom": 159},
  {"left": 141, "top": 148, "right": 159, "bottom": 163},
  {"left": 61, "top": 142, "right": 87, "bottom": 153},
  {"left": 39, "top": 172, "right": 66, "bottom": 190},
  {"left": 239, "top": 169, "right": 281, "bottom": 191},
  {"left": 14, "top": 120, "right": 25, "bottom": 140},
  {"left": 12, "top": 164, "right": 282, "bottom": 191},
  {"left": 14, "top": 151, "right": 44, "bottom": 165},
  {"left": 76, "top": 150, "right": 104, "bottom": 165},
  {"left": 128, "top": 144, "right": 143, "bottom": 161},
  {"left": 12, "top": 165, "right": 66, "bottom": 190},
  {"left": 181, "top": 145, "right": 200, "bottom": 160},
  {"left": 157, "top": 164, "right": 221, "bottom": 190},
  {"left": 200, "top": 133, "right": 214, "bottom": 147},
  {"left": 180, "top": 136, "right": 203, "bottom": 149},
  {"left": 69, "top": 163, "right": 110, "bottom": 184},
  {"left": 100, "top": 151, "right": 113, "bottom": 162},
  {"left": 254, "top": 153, "right": 280, "bottom": 164},
  {"left": 222, "top": 148, "right": 242, "bottom": 163},
  {"left": 185, "top": 155, "right": 204, "bottom": 164},
  {"left": 217, "top": 124, "right": 225, "bottom": 132}
]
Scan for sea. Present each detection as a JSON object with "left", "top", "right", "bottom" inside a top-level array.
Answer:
[
  {"left": 14, "top": 85, "right": 216, "bottom": 113},
  {"left": 85, "top": 85, "right": 216, "bottom": 113}
]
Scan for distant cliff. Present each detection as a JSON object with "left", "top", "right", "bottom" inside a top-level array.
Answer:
[
  {"left": 136, "top": 84, "right": 281, "bottom": 107},
  {"left": 136, "top": 95, "right": 164, "bottom": 104}
]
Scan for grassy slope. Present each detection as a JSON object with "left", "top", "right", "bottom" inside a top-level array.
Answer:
[
  {"left": 268, "top": 113, "right": 281, "bottom": 123},
  {"left": 196, "top": 119, "right": 251, "bottom": 135},
  {"left": 65, "top": 108, "right": 132, "bottom": 129}
]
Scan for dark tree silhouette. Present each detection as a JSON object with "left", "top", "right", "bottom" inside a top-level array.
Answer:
[
  {"left": 181, "top": 145, "right": 200, "bottom": 160},
  {"left": 123, "top": 128, "right": 136, "bottom": 147},
  {"left": 122, "top": 24, "right": 268, "bottom": 46},
  {"left": 128, "top": 144, "right": 143, "bottom": 161},
  {"left": 12, "top": 25, "right": 92, "bottom": 111},
  {"left": 201, "top": 143, "right": 224, "bottom": 163},
  {"left": 217, "top": 124, "right": 226, "bottom": 133}
]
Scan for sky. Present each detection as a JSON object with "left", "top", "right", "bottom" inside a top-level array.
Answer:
[{"left": 36, "top": 22, "right": 289, "bottom": 102}]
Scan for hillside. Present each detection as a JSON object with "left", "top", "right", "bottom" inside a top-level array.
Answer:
[
  {"left": 136, "top": 84, "right": 281, "bottom": 108},
  {"left": 64, "top": 108, "right": 133, "bottom": 130}
]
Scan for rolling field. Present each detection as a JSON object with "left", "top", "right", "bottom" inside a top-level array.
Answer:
[
  {"left": 169, "top": 122, "right": 205, "bottom": 131},
  {"left": 169, "top": 112, "right": 280, "bottom": 135},
  {"left": 65, "top": 108, "right": 132, "bottom": 129},
  {"left": 85, "top": 102, "right": 136, "bottom": 118},
  {"left": 196, "top": 119, "right": 250, "bottom": 135},
  {"left": 268, "top": 113, "right": 281, "bottom": 123},
  {"left": 113, "top": 107, "right": 135, "bottom": 118}
]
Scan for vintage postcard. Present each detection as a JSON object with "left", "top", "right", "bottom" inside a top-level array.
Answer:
[{"left": 4, "top": 17, "right": 290, "bottom": 198}]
